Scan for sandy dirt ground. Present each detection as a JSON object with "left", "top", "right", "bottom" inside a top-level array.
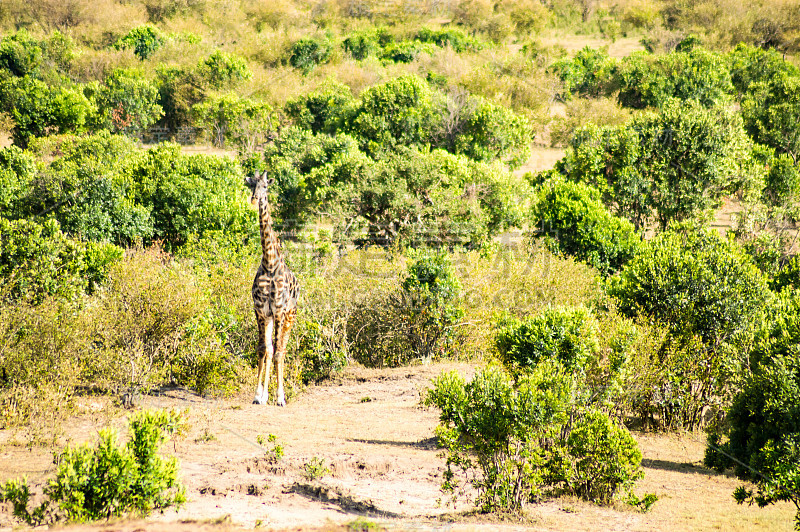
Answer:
[{"left": 0, "top": 361, "right": 795, "bottom": 532}]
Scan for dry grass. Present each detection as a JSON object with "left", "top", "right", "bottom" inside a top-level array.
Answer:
[
  {"left": 514, "top": 145, "right": 566, "bottom": 176},
  {"left": 539, "top": 32, "right": 645, "bottom": 58}
]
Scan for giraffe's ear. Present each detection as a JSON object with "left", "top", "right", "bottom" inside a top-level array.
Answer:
[{"left": 266, "top": 177, "right": 275, "bottom": 186}]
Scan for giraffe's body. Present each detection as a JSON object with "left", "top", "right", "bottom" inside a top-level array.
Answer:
[{"left": 247, "top": 172, "right": 299, "bottom": 406}]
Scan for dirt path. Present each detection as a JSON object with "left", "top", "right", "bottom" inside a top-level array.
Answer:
[{"left": 0, "top": 362, "right": 795, "bottom": 531}]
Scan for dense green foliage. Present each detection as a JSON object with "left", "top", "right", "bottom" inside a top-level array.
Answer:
[
  {"left": 609, "top": 228, "right": 771, "bottom": 428},
  {"left": 425, "top": 364, "right": 643, "bottom": 511},
  {"left": 557, "top": 100, "right": 756, "bottom": 230},
  {"left": 1, "top": 409, "right": 185, "bottom": 524},
  {"left": 0, "top": 218, "right": 121, "bottom": 303},
  {"left": 530, "top": 179, "right": 641, "bottom": 275},
  {"left": 550, "top": 46, "right": 617, "bottom": 99},
  {"left": 615, "top": 49, "right": 733, "bottom": 109},
  {"left": 742, "top": 73, "right": 800, "bottom": 162},
  {"left": 262, "top": 127, "right": 527, "bottom": 247},
  {"left": 705, "top": 292, "right": 800, "bottom": 528},
  {"left": 113, "top": 24, "right": 165, "bottom": 60},
  {"left": 495, "top": 307, "right": 599, "bottom": 375}
]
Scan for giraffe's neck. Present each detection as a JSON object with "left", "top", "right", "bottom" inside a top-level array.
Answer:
[{"left": 258, "top": 198, "right": 282, "bottom": 271}]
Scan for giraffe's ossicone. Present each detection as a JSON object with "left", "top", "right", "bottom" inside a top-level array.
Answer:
[{"left": 245, "top": 171, "right": 299, "bottom": 406}]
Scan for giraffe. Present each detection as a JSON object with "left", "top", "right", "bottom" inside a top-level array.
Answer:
[{"left": 245, "top": 171, "right": 299, "bottom": 406}]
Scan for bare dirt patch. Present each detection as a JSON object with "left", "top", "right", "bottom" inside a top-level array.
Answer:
[{"left": 0, "top": 362, "right": 795, "bottom": 531}]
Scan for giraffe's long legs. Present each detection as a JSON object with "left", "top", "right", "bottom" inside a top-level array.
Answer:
[
  {"left": 254, "top": 316, "right": 274, "bottom": 405},
  {"left": 274, "top": 310, "right": 296, "bottom": 407}
]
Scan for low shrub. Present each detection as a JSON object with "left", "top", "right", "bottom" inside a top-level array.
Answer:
[
  {"left": 348, "top": 252, "right": 464, "bottom": 367},
  {"left": 494, "top": 307, "right": 599, "bottom": 376},
  {"left": 425, "top": 364, "right": 643, "bottom": 511},
  {"left": 0, "top": 409, "right": 185, "bottom": 524},
  {"left": 609, "top": 227, "right": 771, "bottom": 429},
  {"left": 562, "top": 409, "right": 643, "bottom": 504}
]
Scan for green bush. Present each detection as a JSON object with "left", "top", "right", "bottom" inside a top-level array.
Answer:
[
  {"left": 609, "top": 227, "right": 771, "bottom": 428},
  {"left": 494, "top": 307, "right": 599, "bottom": 376},
  {"left": 0, "top": 30, "right": 42, "bottom": 78},
  {"left": 590, "top": 311, "right": 686, "bottom": 430},
  {"left": 342, "top": 30, "right": 381, "bottom": 60},
  {"left": 704, "top": 292, "right": 800, "bottom": 528},
  {"left": 616, "top": 49, "right": 733, "bottom": 109},
  {"left": 155, "top": 64, "right": 205, "bottom": 131},
  {"left": 1, "top": 409, "right": 185, "bottom": 524},
  {"left": 197, "top": 50, "right": 252, "bottom": 90},
  {"left": 558, "top": 100, "right": 756, "bottom": 230},
  {"left": 728, "top": 43, "right": 800, "bottom": 98},
  {"left": 563, "top": 409, "right": 643, "bottom": 504},
  {"left": 0, "top": 145, "right": 35, "bottom": 217},
  {"left": 261, "top": 127, "right": 369, "bottom": 229},
  {"left": 291, "top": 318, "right": 348, "bottom": 384},
  {"left": 451, "top": 97, "right": 531, "bottom": 169},
  {"left": 125, "top": 143, "right": 254, "bottom": 249},
  {"left": 285, "top": 80, "right": 353, "bottom": 135},
  {"left": 93, "top": 69, "right": 163, "bottom": 135},
  {"left": 346, "top": 75, "right": 436, "bottom": 153},
  {"left": 0, "top": 75, "right": 95, "bottom": 147},
  {"left": 17, "top": 133, "right": 154, "bottom": 245},
  {"left": 263, "top": 129, "right": 525, "bottom": 246},
  {"left": 193, "top": 92, "right": 276, "bottom": 149},
  {"left": 771, "top": 255, "right": 800, "bottom": 292},
  {"left": 0, "top": 218, "right": 122, "bottom": 303},
  {"left": 741, "top": 73, "right": 800, "bottom": 163},
  {"left": 425, "top": 364, "right": 643, "bottom": 511},
  {"left": 549, "top": 46, "right": 618, "bottom": 99},
  {"left": 763, "top": 153, "right": 800, "bottom": 207},
  {"left": 113, "top": 24, "right": 165, "bottom": 60},
  {"left": 399, "top": 252, "right": 465, "bottom": 360},
  {"left": 288, "top": 37, "right": 333, "bottom": 74},
  {"left": 548, "top": 96, "right": 631, "bottom": 148},
  {"left": 530, "top": 179, "right": 641, "bottom": 275}
]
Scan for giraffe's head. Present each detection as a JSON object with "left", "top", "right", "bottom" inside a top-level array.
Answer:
[{"left": 245, "top": 171, "right": 274, "bottom": 207}]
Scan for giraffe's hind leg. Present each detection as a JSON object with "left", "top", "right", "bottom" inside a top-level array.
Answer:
[
  {"left": 254, "top": 316, "right": 274, "bottom": 405},
  {"left": 274, "top": 309, "right": 296, "bottom": 407}
]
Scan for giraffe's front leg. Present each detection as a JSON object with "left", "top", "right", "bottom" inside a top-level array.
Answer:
[
  {"left": 254, "top": 317, "right": 274, "bottom": 405},
  {"left": 274, "top": 311, "right": 296, "bottom": 407}
]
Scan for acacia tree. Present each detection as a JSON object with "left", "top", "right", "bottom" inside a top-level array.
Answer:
[{"left": 558, "top": 100, "right": 756, "bottom": 230}]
